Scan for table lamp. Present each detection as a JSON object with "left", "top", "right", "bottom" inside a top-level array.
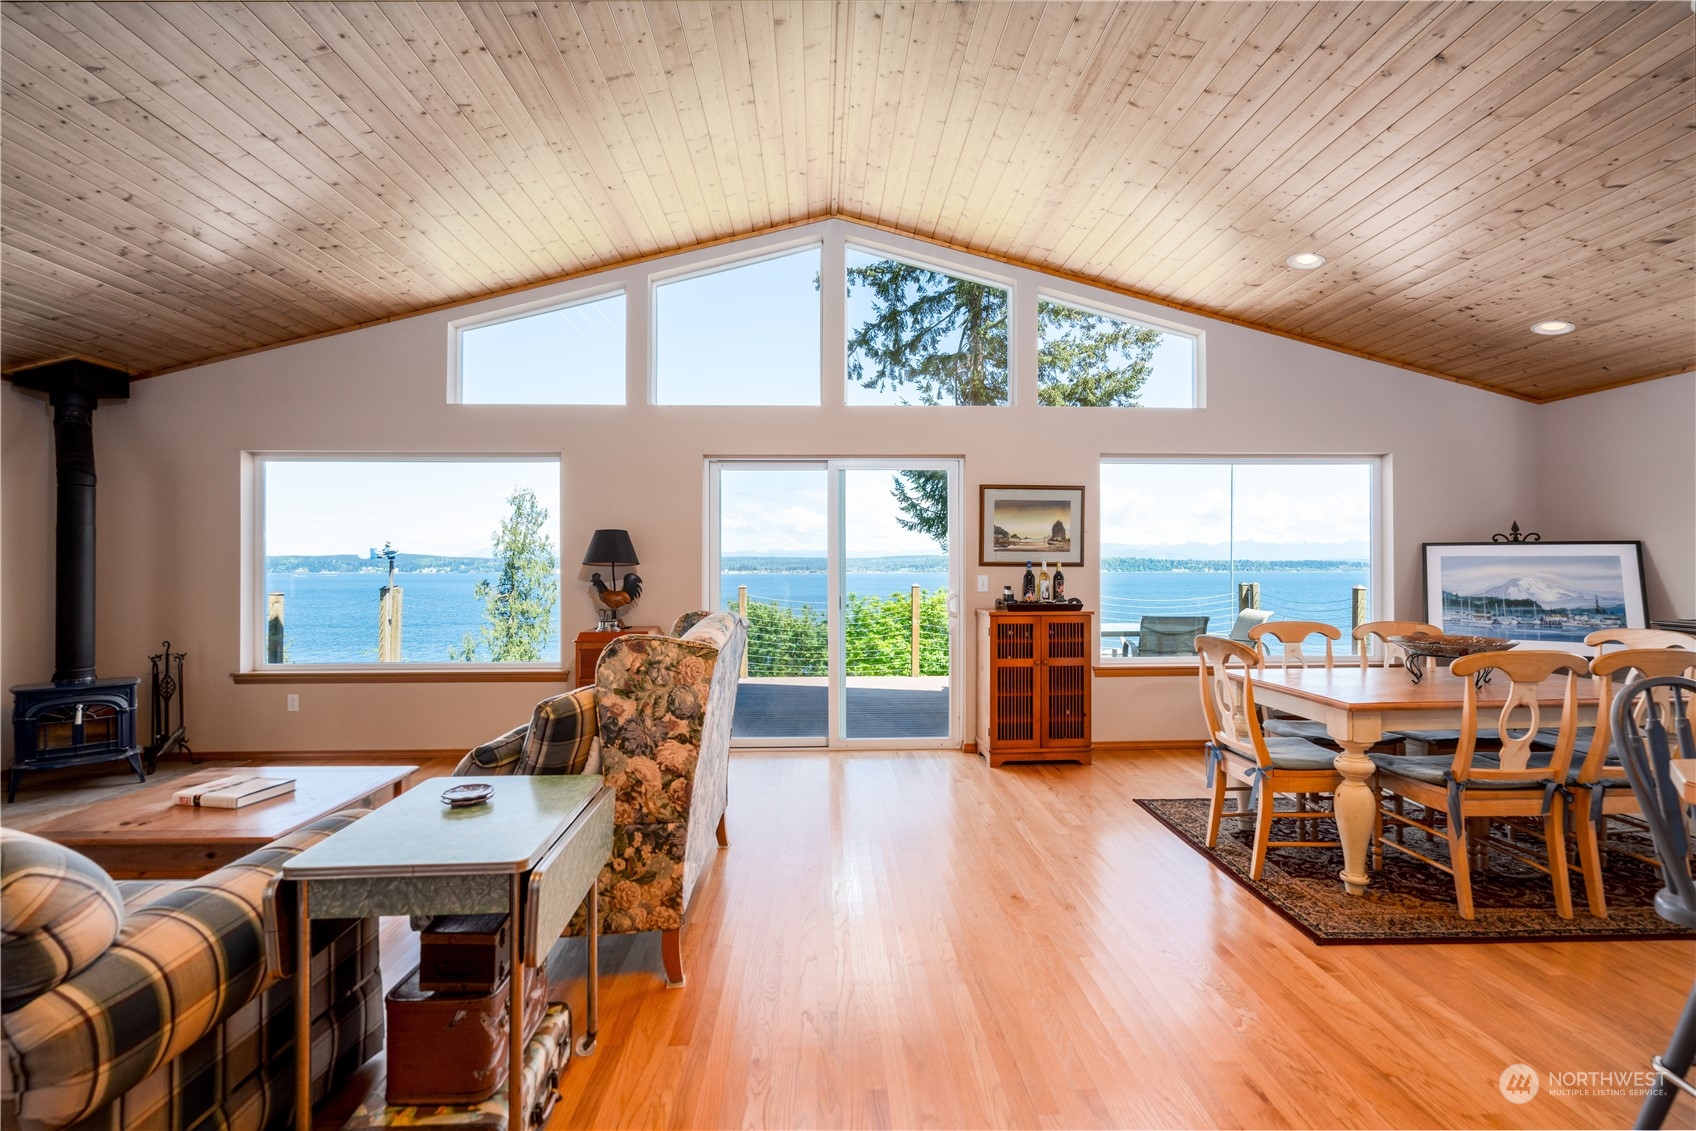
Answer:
[{"left": 582, "top": 529, "right": 642, "bottom": 629}]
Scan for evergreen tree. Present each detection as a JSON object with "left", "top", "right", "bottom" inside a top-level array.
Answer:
[
  {"left": 450, "top": 487, "right": 558, "bottom": 661},
  {"left": 847, "top": 259, "right": 1163, "bottom": 542}
]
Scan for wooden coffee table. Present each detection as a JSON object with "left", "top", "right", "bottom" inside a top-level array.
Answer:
[{"left": 30, "top": 764, "right": 415, "bottom": 879}]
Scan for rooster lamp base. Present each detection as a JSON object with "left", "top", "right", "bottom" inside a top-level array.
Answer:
[{"left": 588, "top": 569, "right": 643, "bottom": 630}]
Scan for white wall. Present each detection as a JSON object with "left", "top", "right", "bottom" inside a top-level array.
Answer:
[
  {"left": 2, "top": 221, "right": 1550, "bottom": 757},
  {"left": 1536, "top": 372, "right": 1696, "bottom": 623}
]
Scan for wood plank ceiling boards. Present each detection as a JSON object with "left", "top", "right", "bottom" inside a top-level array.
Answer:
[{"left": 2, "top": 1, "right": 1691, "bottom": 402}]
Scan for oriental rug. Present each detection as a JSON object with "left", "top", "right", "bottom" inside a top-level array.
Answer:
[{"left": 1135, "top": 796, "right": 1692, "bottom": 944}]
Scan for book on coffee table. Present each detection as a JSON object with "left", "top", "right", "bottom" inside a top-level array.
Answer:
[{"left": 173, "top": 774, "right": 297, "bottom": 809}]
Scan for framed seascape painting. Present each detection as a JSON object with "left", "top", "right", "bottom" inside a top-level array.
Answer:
[
  {"left": 1422, "top": 541, "right": 1647, "bottom": 654},
  {"left": 980, "top": 485, "right": 1084, "bottom": 567}
]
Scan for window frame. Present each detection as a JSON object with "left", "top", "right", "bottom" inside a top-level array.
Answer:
[
  {"left": 447, "top": 284, "right": 627, "bottom": 406},
  {"left": 649, "top": 239, "right": 826, "bottom": 407},
  {"left": 1035, "top": 287, "right": 1204, "bottom": 409},
  {"left": 1095, "top": 455, "right": 1385, "bottom": 670},
  {"left": 243, "top": 452, "right": 567, "bottom": 679}
]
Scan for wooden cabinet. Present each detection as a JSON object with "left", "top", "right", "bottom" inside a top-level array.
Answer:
[
  {"left": 975, "top": 609, "right": 1093, "bottom": 768},
  {"left": 574, "top": 626, "right": 662, "bottom": 685}
]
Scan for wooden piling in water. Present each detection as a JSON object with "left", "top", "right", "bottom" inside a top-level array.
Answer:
[{"left": 266, "top": 593, "right": 285, "bottom": 663}]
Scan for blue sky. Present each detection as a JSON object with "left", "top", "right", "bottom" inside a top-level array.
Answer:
[
  {"left": 265, "top": 460, "right": 561, "bottom": 558},
  {"left": 461, "top": 243, "right": 1196, "bottom": 407}
]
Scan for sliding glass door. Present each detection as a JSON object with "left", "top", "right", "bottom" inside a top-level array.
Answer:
[{"left": 709, "top": 460, "right": 960, "bottom": 747}]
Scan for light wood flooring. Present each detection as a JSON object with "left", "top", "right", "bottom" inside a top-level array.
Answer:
[{"left": 6, "top": 749, "right": 1691, "bottom": 1129}]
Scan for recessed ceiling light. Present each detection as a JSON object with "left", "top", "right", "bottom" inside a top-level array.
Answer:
[
  {"left": 1285, "top": 252, "right": 1326, "bottom": 270},
  {"left": 1530, "top": 320, "right": 1575, "bottom": 335}
]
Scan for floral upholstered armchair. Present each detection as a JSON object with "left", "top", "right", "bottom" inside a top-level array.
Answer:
[{"left": 454, "top": 610, "right": 746, "bottom": 986}]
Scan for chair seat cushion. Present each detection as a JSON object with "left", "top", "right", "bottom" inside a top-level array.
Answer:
[
  {"left": 1262, "top": 736, "right": 1342, "bottom": 771},
  {"left": 1264, "top": 718, "right": 1411, "bottom": 750},
  {"left": 1394, "top": 729, "right": 1502, "bottom": 746},
  {"left": 1370, "top": 750, "right": 1560, "bottom": 787},
  {"left": 0, "top": 829, "right": 126, "bottom": 1010},
  {"left": 1531, "top": 727, "right": 1595, "bottom": 754}
]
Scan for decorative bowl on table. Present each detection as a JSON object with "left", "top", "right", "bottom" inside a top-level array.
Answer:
[{"left": 1388, "top": 632, "right": 1518, "bottom": 685}]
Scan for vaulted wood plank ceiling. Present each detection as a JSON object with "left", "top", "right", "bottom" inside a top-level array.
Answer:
[{"left": 2, "top": 1, "right": 1691, "bottom": 402}]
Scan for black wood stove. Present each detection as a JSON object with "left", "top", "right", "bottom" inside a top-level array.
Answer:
[{"left": 8, "top": 360, "right": 143, "bottom": 802}]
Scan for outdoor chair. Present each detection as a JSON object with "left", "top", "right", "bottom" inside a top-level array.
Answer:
[
  {"left": 1612, "top": 674, "right": 1696, "bottom": 1128},
  {"left": 1135, "top": 614, "right": 1211, "bottom": 657}
]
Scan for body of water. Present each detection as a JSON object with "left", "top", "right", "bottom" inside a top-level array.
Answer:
[
  {"left": 723, "top": 568, "right": 1370, "bottom": 637},
  {"left": 266, "top": 572, "right": 561, "bottom": 663},
  {"left": 269, "top": 567, "right": 1371, "bottom": 664}
]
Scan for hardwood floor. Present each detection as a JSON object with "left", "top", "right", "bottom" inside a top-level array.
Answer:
[
  {"left": 6, "top": 749, "right": 1689, "bottom": 1128},
  {"left": 547, "top": 748, "right": 1690, "bottom": 1129}
]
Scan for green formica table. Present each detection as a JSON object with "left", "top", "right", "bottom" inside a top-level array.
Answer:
[{"left": 281, "top": 775, "right": 613, "bottom": 1131}]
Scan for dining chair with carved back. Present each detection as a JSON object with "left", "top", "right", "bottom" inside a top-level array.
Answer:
[
  {"left": 1353, "top": 620, "right": 1443, "bottom": 669},
  {"left": 1612, "top": 674, "right": 1696, "bottom": 1129},
  {"left": 1571, "top": 648, "right": 1696, "bottom": 918},
  {"left": 1196, "top": 635, "right": 1349, "bottom": 881},
  {"left": 1245, "top": 620, "right": 1349, "bottom": 835},
  {"left": 1369, "top": 650, "right": 1590, "bottom": 920}
]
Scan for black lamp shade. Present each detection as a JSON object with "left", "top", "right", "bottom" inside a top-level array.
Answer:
[{"left": 582, "top": 528, "right": 639, "bottom": 567}]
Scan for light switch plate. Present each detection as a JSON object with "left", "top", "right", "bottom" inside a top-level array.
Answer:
[{"left": 977, "top": 575, "right": 989, "bottom": 591}]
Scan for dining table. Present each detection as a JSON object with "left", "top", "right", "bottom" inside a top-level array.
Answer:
[{"left": 1237, "top": 662, "right": 1599, "bottom": 896}]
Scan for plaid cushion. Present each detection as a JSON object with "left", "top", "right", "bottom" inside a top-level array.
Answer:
[
  {"left": 453, "top": 722, "right": 529, "bottom": 776},
  {"left": 1, "top": 828, "right": 126, "bottom": 1010},
  {"left": 519, "top": 686, "right": 601, "bottom": 775},
  {"left": 2, "top": 809, "right": 369, "bottom": 1131}
]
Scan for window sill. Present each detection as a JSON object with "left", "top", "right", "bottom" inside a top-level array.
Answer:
[
  {"left": 1094, "top": 662, "right": 1199, "bottom": 677},
  {"left": 231, "top": 668, "right": 572, "bottom": 685}
]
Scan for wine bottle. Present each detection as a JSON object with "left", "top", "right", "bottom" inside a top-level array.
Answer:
[
  {"left": 1053, "top": 564, "right": 1065, "bottom": 601},
  {"left": 1038, "top": 562, "right": 1052, "bottom": 601},
  {"left": 1022, "top": 561, "right": 1036, "bottom": 600}
]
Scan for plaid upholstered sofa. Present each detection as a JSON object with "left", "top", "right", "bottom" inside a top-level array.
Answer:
[
  {"left": 2, "top": 811, "right": 384, "bottom": 1131},
  {"left": 454, "top": 610, "right": 746, "bottom": 987}
]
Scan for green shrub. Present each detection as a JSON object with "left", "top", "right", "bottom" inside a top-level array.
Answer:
[{"left": 736, "top": 589, "right": 949, "bottom": 677}]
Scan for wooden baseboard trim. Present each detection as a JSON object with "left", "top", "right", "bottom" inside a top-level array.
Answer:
[{"left": 1091, "top": 740, "right": 1207, "bottom": 756}]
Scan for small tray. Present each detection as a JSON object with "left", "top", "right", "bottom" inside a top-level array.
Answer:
[
  {"left": 996, "top": 598, "right": 1084, "bottom": 611},
  {"left": 441, "top": 783, "right": 494, "bottom": 809}
]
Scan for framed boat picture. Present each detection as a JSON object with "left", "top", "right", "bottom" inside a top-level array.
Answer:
[
  {"left": 980, "top": 485, "right": 1084, "bottom": 567},
  {"left": 1422, "top": 540, "right": 1647, "bottom": 654}
]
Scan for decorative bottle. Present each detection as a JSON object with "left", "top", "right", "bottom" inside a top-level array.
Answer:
[
  {"left": 1053, "top": 564, "right": 1065, "bottom": 601},
  {"left": 1038, "top": 562, "right": 1052, "bottom": 601},
  {"left": 1022, "top": 561, "right": 1036, "bottom": 600}
]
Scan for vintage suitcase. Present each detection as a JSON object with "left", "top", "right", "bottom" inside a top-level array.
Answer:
[
  {"left": 385, "top": 965, "right": 548, "bottom": 1106},
  {"left": 344, "top": 1003, "right": 571, "bottom": 1129},
  {"left": 418, "top": 913, "right": 511, "bottom": 993}
]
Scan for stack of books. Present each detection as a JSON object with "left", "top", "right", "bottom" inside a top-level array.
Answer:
[{"left": 172, "top": 774, "right": 297, "bottom": 809}]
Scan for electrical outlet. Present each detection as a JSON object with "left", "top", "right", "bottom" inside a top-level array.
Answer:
[
  {"left": 287, "top": 694, "right": 299, "bottom": 712},
  {"left": 977, "top": 574, "right": 989, "bottom": 592}
]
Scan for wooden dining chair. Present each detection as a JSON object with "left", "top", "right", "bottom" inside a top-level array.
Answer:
[
  {"left": 1587, "top": 628, "right": 1696, "bottom": 652},
  {"left": 1196, "top": 635, "right": 1346, "bottom": 880},
  {"left": 1571, "top": 648, "right": 1696, "bottom": 918},
  {"left": 1354, "top": 620, "right": 1442, "bottom": 669},
  {"left": 1247, "top": 620, "right": 1339, "bottom": 668},
  {"left": 1369, "top": 650, "right": 1590, "bottom": 919}
]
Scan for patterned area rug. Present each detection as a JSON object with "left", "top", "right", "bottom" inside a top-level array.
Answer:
[{"left": 1135, "top": 797, "right": 1693, "bottom": 944}]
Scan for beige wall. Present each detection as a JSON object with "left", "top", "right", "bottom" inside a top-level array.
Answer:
[
  {"left": 1536, "top": 372, "right": 1696, "bottom": 623},
  {"left": 3, "top": 221, "right": 1559, "bottom": 757}
]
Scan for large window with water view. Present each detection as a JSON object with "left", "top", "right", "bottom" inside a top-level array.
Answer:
[
  {"left": 1098, "top": 460, "right": 1376, "bottom": 661},
  {"left": 258, "top": 458, "right": 562, "bottom": 667}
]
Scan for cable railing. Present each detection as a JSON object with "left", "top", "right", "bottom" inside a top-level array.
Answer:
[{"left": 730, "top": 584, "right": 952, "bottom": 678}]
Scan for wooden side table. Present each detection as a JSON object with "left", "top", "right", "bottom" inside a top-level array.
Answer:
[{"left": 574, "top": 626, "right": 662, "bottom": 683}]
